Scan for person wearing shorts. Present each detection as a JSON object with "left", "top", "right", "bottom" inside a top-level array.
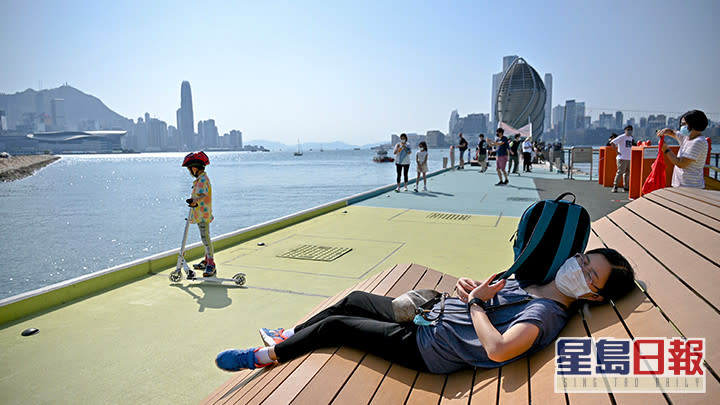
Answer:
[{"left": 487, "top": 128, "right": 510, "bottom": 185}]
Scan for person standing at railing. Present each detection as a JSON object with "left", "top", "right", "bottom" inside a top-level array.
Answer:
[
  {"left": 610, "top": 126, "right": 634, "bottom": 193},
  {"left": 657, "top": 110, "right": 708, "bottom": 189}
]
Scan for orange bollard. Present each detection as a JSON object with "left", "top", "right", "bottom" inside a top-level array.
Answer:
[
  {"left": 600, "top": 147, "right": 622, "bottom": 188},
  {"left": 598, "top": 147, "right": 606, "bottom": 185}
]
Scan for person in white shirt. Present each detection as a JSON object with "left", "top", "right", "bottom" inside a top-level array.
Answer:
[
  {"left": 657, "top": 110, "right": 709, "bottom": 189},
  {"left": 522, "top": 137, "right": 533, "bottom": 172},
  {"left": 610, "top": 125, "right": 634, "bottom": 193}
]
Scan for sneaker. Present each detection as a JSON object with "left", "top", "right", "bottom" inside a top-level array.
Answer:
[
  {"left": 624, "top": 188, "right": 629, "bottom": 192},
  {"left": 403, "top": 187, "right": 408, "bottom": 192},
  {"left": 203, "top": 264, "right": 217, "bottom": 277},
  {"left": 413, "top": 187, "right": 418, "bottom": 192},
  {"left": 187, "top": 269, "right": 196, "bottom": 279},
  {"left": 395, "top": 187, "right": 400, "bottom": 193},
  {"left": 259, "top": 328, "right": 287, "bottom": 347},
  {"left": 611, "top": 187, "right": 618, "bottom": 193},
  {"left": 495, "top": 181, "right": 504, "bottom": 186},
  {"left": 503, "top": 180, "right": 509, "bottom": 184},
  {"left": 422, "top": 186, "right": 427, "bottom": 191},
  {"left": 193, "top": 260, "right": 207, "bottom": 270},
  {"left": 215, "top": 347, "right": 273, "bottom": 371}
]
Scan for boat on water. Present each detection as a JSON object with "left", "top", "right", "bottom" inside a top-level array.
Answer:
[
  {"left": 294, "top": 139, "right": 303, "bottom": 156},
  {"left": 372, "top": 149, "right": 394, "bottom": 162}
]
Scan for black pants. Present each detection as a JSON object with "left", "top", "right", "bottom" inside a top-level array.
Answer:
[
  {"left": 273, "top": 291, "right": 428, "bottom": 371},
  {"left": 523, "top": 152, "right": 532, "bottom": 171},
  {"left": 396, "top": 164, "right": 410, "bottom": 184}
]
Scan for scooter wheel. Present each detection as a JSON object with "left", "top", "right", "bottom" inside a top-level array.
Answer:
[
  {"left": 232, "top": 273, "right": 246, "bottom": 286},
  {"left": 169, "top": 271, "right": 182, "bottom": 282}
]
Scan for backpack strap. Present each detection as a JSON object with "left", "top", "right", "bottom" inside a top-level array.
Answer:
[{"left": 542, "top": 202, "right": 584, "bottom": 283}]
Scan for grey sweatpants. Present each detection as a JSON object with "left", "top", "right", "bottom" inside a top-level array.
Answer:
[{"left": 197, "top": 222, "right": 214, "bottom": 259}]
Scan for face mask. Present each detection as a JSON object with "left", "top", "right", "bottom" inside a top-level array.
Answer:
[
  {"left": 679, "top": 125, "right": 690, "bottom": 136},
  {"left": 555, "top": 256, "right": 592, "bottom": 298},
  {"left": 401, "top": 139, "right": 407, "bottom": 144}
]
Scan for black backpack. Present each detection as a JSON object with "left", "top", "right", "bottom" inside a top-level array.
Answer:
[{"left": 498, "top": 192, "right": 591, "bottom": 283}]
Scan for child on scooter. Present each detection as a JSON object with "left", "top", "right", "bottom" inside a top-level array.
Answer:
[{"left": 181, "top": 151, "right": 217, "bottom": 277}]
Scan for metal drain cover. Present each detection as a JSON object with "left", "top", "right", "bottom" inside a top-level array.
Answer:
[
  {"left": 426, "top": 213, "right": 472, "bottom": 221},
  {"left": 277, "top": 245, "right": 352, "bottom": 261},
  {"left": 506, "top": 197, "right": 538, "bottom": 202}
]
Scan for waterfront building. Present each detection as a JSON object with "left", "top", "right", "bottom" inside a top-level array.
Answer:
[
  {"left": 26, "top": 130, "right": 126, "bottom": 153},
  {"left": 491, "top": 55, "right": 518, "bottom": 130},
  {"left": 615, "top": 111, "right": 624, "bottom": 129},
  {"left": 495, "top": 57, "right": 546, "bottom": 138},
  {"left": 51, "top": 98, "right": 66, "bottom": 130},
  {"left": 599, "top": 113, "right": 614, "bottom": 129},
  {"left": 544, "top": 73, "right": 553, "bottom": 132},
  {"left": 449, "top": 110, "right": 459, "bottom": 136},
  {"left": 198, "top": 119, "right": 219, "bottom": 149},
  {"left": 177, "top": 81, "right": 195, "bottom": 149},
  {"left": 425, "top": 130, "right": 446, "bottom": 148},
  {"left": 449, "top": 111, "right": 489, "bottom": 138},
  {"left": 552, "top": 104, "right": 565, "bottom": 129}
]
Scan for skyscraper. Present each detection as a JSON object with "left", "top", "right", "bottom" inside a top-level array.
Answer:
[
  {"left": 491, "top": 55, "right": 518, "bottom": 130},
  {"left": 544, "top": 74, "right": 552, "bottom": 131},
  {"left": 495, "top": 57, "right": 546, "bottom": 137},
  {"left": 177, "top": 81, "right": 195, "bottom": 149}
]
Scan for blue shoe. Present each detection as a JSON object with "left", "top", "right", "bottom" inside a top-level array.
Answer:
[
  {"left": 259, "top": 328, "right": 287, "bottom": 347},
  {"left": 203, "top": 264, "right": 216, "bottom": 277},
  {"left": 215, "top": 347, "right": 273, "bottom": 371}
]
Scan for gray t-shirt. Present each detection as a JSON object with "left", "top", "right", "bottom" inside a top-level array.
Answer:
[{"left": 416, "top": 280, "right": 568, "bottom": 374}]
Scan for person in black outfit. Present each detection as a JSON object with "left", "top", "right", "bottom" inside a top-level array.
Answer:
[
  {"left": 458, "top": 133, "right": 468, "bottom": 169},
  {"left": 476, "top": 134, "right": 488, "bottom": 172},
  {"left": 508, "top": 134, "right": 521, "bottom": 174}
]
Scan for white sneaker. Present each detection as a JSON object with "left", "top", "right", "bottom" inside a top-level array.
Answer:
[
  {"left": 423, "top": 186, "right": 427, "bottom": 191},
  {"left": 403, "top": 187, "right": 408, "bottom": 192}
]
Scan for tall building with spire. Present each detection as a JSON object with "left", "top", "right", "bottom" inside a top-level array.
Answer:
[
  {"left": 544, "top": 74, "right": 553, "bottom": 131},
  {"left": 177, "top": 81, "right": 195, "bottom": 149}
]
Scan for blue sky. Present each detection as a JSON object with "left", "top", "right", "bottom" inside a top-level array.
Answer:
[{"left": 2, "top": 0, "right": 719, "bottom": 144}]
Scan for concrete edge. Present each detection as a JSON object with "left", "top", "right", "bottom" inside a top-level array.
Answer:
[{"left": 0, "top": 166, "right": 448, "bottom": 325}]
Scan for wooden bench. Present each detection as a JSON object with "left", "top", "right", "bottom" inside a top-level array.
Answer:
[{"left": 202, "top": 187, "right": 720, "bottom": 404}]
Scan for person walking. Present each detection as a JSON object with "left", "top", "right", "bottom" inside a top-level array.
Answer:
[
  {"left": 457, "top": 133, "right": 468, "bottom": 169},
  {"left": 487, "top": 128, "right": 510, "bottom": 185},
  {"left": 476, "top": 134, "right": 488, "bottom": 173},
  {"left": 522, "top": 137, "right": 533, "bottom": 172},
  {"left": 508, "top": 134, "right": 521, "bottom": 174},
  {"left": 610, "top": 126, "right": 634, "bottom": 193},
  {"left": 394, "top": 133, "right": 412, "bottom": 191}
]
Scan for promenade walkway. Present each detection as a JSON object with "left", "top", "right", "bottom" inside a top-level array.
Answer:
[{"left": 0, "top": 162, "right": 632, "bottom": 404}]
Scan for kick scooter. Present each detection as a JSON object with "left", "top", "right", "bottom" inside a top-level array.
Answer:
[{"left": 169, "top": 207, "right": 246, "bottom": 286}]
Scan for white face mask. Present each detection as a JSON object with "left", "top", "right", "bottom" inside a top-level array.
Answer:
[{"left": 555, "top": 256, "right": 592, "bottom": 298}]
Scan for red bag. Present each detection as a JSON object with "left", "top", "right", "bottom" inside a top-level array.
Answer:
[{"left": 641, "top": 137, "right": 667, "bottom": 195}]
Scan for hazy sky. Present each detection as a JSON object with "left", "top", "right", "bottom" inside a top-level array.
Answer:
[{"left": 2, "top": 0, "right": 719, "bottom": 144}]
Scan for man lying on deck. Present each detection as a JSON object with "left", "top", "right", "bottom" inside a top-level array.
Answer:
[{"left": 215, "top": 248, "right": 635, "bottom": 374}]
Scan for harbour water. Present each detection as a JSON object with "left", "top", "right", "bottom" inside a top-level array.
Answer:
[{"left": 0, "top": 149, "right": 450, "bottom": 300}]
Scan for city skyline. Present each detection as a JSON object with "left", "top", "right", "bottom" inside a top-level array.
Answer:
[{"left": 1, "top": 1, "right": 719, "bottom": 144}]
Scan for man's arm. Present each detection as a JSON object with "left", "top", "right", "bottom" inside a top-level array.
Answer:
[{"left": 470, "top": 307, "right": 540, "bottom": 363}]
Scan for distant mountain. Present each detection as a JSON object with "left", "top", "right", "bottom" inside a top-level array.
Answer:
[{"left": 0, "top": 85, "right": 132, "bottom": 131}]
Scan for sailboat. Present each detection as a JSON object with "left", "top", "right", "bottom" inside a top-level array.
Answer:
[{"left": 294, "top": 139, "right": 303, "bottom": 156}]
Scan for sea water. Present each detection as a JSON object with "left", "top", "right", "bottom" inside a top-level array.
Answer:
[{"left": 0, "top": 149, "right": 449, "bottom": 300}]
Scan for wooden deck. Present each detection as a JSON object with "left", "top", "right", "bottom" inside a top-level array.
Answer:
[{"left": 202, "top": 187, "right": 720, "bottom": 404}]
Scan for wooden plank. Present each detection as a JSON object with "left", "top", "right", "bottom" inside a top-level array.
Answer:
[
  {"left": 435, "top": 273, "right": 459, "bottom": 295},
  {"left": 583, "top": 289, "right": 667, "bottom": 404},
  {"left": 331, "top": 354, "right": 391, "bottom": 404},
  {"left": 260, "top": 347, "right": 337, "bottom": 404},
  {"left": 469, "top": 368, "right": 499, "bottom": 405},
  {"left": 223, "top": 357, "right": 310, "bottom": 405},
  {"left": 562, "top": 314, "right": 614, "bottom": 405},
  {"left": 290, "top": 347, "right": 365, "bottom": 405},
  {"left": 605, "top": 208, "right": 720, "bottom": 310},
  {"left": 622, "top": 198, "right": 720, "bottom": 264},
  {"left": 386, "top": 263, "right": 429, "bottom": 297},
  {"left": 371, "top": 263, "right": 413, "bottom": 296},
  {"left": 439, "top": 369, "right": 474, "bottom": 405},
  {"left": 669, "top": 187, "right": 720, "bottom": 204},
  {"left": 405, "top": 372, "right": 446, "bottom": 404},
  {"left": 593, "top": 217, "right": 720, "bottom": 373},
  {"left": 645, "top": 193, "right": 720, "bottom": 231},
  {"left": 413, "top": 268, "right": 443, "bottom": 290},
  {"left": 650, "top": 189, "right": 720, "bottom": 224},
  {"left": 497, "top": 358, "right": 529, "bottom": 404},
  {"left": 200, "top": 369, "right": 255, "bottom": 405},
  {"left": 369, "top": 364, "right": 417, "bottom": 404}
]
